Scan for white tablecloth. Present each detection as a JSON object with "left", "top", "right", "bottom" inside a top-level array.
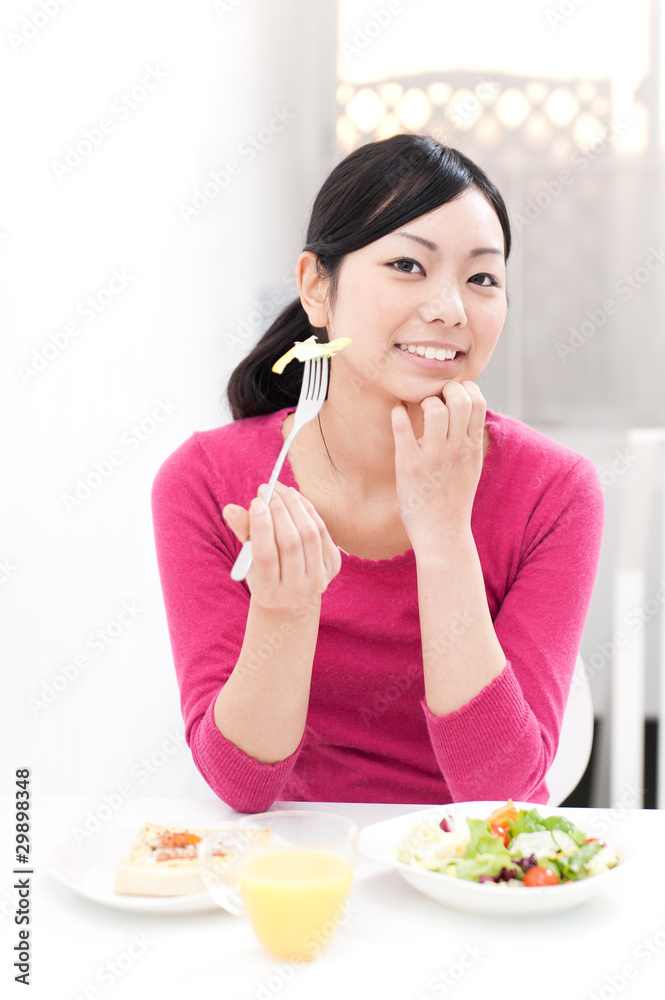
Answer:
[{"left": 4, "top": 795, "right": 665, "bottom": 1000}]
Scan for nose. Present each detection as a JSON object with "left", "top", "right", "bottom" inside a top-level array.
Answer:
[{"left": 419, "top": 282, "right": 467, "bottom": 327}]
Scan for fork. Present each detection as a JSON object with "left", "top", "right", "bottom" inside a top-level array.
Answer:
[{"left": 230, "top": 355, "right": 329, "bottom": 582}]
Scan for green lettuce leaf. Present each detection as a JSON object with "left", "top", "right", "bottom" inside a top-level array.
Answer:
[
  {"left": 508, "top": 808, "right": 546, "bottom": 837},
  {"left": 541, "top": 815, "right": 586, "bottom": 847},
  {"left": 449, "top": 853, "right": 517, "bottom": 882},
  {"left": 466, "top": 819, "right": 512, "bottom": 860},
  {"left": 556, "top": 840, "right": 603, "bottom": 881}
]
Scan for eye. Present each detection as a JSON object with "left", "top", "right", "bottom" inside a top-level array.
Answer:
[
  {"left": 469, "top": 273, "right": 499, "bottom": 287},
  {"left": 389, "top": 257, "right": 425, "bottom": 275}
]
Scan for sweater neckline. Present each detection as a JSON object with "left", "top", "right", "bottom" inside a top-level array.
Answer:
[{"left": 270, "top": 405, "right": 500, "bottom": 572}]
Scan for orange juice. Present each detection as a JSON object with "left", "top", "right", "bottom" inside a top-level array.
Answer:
[{"left": 239, "top": 849, "right": 354, "bottom": 961}]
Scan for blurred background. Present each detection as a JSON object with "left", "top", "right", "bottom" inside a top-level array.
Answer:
[{"left": 3, "top": 0, "right": 664, "bottom": 815}]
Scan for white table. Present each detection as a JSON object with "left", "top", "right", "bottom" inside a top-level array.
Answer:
[{"left": 5, "top": 795, "right": 665, "bottom": 1000}]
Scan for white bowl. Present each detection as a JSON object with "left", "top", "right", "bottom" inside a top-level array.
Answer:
[{"left": 359, "top": 801, "right": 627, "bottom": 917}]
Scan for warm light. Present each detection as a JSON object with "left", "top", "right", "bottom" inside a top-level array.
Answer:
[
  {"left": 447, "top": 88, "right": 481, "bottom": 130},
  {"left": 575, "top": 81, "right": 598, "bottom": 103},
  {"left": 378, "top": 82, "right": 404, "bottom": 105},
  {"left": 545, "top": 87, "right": 580, "bottom": 126},
  {"left": 336, "top": 84, "right": 355, "bottom": 105},
  {"left": 428, "top": 82, "right": 452, "bottom": 105},
  {"left": 346, "top": 88, "right": 386, "bottom": 132},
  {"left": 524, "top": 113, "right": 553, "bottom": 149},
  {"left": 375, "top": 113, "right": 401, "bottom": 139},
  {"left": 495, "top": 87, "right": 531, "bottom": 128},
  {"left": 525, "top": 81, "right": 549, "bottom": 104},
  {"left": 395, "top": 87, "right": 430, "bottom": 128},
  {"left": 474, "top": 113, "right": 503, "bottom": 149},
  {"left": 573, "top": 112, "right": 606, "bottom": 149},
  {"left": 336, "top": 115, "right": 357, "bottom": 151}
]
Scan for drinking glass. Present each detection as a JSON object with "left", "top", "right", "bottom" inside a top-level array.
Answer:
[{"left": 198, "top": 810, "right": 358, "bottom": 961}]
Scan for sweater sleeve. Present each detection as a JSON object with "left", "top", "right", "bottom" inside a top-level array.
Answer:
[
  {"left": 151, "top": 434, "right": 304, "bottom": 812},
  {"left": 421, "top": 454, "right": 604, "bottom": 803}
]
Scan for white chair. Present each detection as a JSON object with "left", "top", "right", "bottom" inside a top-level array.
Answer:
[{"left": 546, "top": 653, "right": 595, "bottom": 806}]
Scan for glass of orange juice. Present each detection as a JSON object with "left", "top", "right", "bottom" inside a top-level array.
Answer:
[{"left": 198, "top": 811, "right": 358, "bottom": 961}]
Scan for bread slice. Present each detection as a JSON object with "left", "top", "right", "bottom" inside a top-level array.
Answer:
[{"left": 113, "top": 822, "right": 269, "bottom": 897}]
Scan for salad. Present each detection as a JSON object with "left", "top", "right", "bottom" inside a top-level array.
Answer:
[{"left": 395, "top": 800, "right": 620, "bottom": 887}]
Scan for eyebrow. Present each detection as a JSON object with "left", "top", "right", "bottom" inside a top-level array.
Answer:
[{"left": 390, "top": 231, "right": 503, "bottom": 258}]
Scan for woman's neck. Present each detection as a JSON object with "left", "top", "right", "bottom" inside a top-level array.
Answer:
[{"left": 283, "top": 388, "right": 488, "bottom": 503}]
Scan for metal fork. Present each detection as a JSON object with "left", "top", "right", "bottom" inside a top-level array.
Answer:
[{"left": 230, "top": 355, "right": 329, "bottom": 581}]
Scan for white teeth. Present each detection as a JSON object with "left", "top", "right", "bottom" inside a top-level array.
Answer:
[{"left": 398, "top": 344, "right": 459, "bottom": 360}]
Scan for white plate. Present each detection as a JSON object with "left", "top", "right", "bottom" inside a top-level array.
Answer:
[
  {"left": 48, "top": 826, "right": 237, "bottom": 914},
  {"left": 359, "top": 800, "right": 628, "bottom": 916}
]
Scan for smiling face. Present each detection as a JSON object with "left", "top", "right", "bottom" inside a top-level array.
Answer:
[{"left": 305, "top": 186, "right": 508, "bottom": 404}]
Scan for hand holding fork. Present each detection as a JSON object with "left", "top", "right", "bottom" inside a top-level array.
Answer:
[{"left": 223, "top": 356, "right": 342, "bottom": 606}]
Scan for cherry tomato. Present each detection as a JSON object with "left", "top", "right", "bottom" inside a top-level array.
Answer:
[
  {"left": 490, "top": 823, "right": 510, "bottom": 848},
  {"left": 583, "top": 837, "right": 607, "bottom": 847},
  {"left": 523, "top": 865, "right": 560, "bottom": 887}
]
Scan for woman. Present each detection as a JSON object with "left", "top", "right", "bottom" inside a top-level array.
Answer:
[{"left": 152, "top": 132, "right": 604, "bottom": 812}]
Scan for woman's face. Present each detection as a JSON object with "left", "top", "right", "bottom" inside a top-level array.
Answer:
[{"left": 320, "top": 187, "right": 507, "bottom": 403}]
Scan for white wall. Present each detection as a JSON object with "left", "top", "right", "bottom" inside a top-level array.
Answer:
[{"left": 2, "top": 0, "right": 337, "bottom": 800}]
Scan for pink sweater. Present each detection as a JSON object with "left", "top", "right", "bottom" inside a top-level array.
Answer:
[{"left": 151, "top": 406, "right": 604, "bottom": 812}]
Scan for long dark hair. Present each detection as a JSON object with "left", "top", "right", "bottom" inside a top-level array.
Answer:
[{"left": 226, "top": 130, "right": 511, "bottom": 420}]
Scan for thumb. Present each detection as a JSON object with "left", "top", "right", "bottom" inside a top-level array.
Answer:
[{"left": 222, "top": 503, "right": 250, "bottom": 543}]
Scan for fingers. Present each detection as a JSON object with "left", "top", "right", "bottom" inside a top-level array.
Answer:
[
  {"left": 460, "top": 380, "right": 486, "bottom": 447},
  {"left": 391, "top": 401, "right": 418, "bottom": 463},
  {"left": 439, "top": 380, "right": 486, "bottom": 446},
  {"left": 246, "top": 491, "right": 280, "bottom": 591},
  {"left": 250, "top": 482, "right": 340, "bottom": 594},
  {"left": 222, "top": 503, "right": 249, "bottom": 543}
]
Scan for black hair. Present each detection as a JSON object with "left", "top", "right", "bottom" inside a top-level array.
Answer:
[{"left": 225, "top": 130, "right": 511, "bottom": 420}]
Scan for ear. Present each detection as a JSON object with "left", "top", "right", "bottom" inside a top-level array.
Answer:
[{"left": 296, "top": 251, "right": 330, "bottom": 329}]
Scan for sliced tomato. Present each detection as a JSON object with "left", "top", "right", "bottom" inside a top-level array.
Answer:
[
  {"left": 583, "top": 837, "right": 607, "bottom": 847},
  {"left": 487, "top": 799, "right": 518, "bottom": 827},
  {"left": 523, "top": 865, "right": 560, "bottom": 887},
  {"left": 490, "top": 823, "right": 510, "bottom": 848}
]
